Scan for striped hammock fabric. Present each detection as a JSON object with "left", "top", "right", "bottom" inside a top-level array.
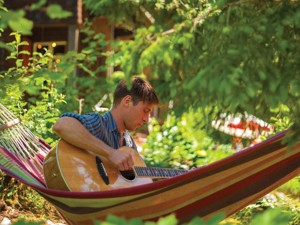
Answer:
[{"left": 0, "top": 128, "right": 299, "bottom": 225}]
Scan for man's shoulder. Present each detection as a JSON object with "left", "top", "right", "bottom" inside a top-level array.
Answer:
[{"left": 61, "top": 112, "right": 104, "bottom": 124}]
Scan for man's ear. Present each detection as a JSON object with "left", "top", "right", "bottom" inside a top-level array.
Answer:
[{"left": 122, "top": 95, "right": 132, "bottom": 107}]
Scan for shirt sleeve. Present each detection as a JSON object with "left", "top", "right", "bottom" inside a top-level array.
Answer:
[{"left": 61, "top": 112, "right": 102, "bottom": 137}]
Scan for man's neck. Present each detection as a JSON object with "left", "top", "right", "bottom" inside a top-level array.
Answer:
[{"left": 110, "top": 108, "right": 125, "bottom": 133}]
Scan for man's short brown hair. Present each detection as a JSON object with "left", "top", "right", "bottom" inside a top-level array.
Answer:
[{"left": 113, "top": 77, "right": 159, "bottom": 107}]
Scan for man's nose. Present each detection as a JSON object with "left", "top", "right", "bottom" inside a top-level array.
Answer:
[{"left": 143, "top": 114, "right": 150, "bottom": 124}]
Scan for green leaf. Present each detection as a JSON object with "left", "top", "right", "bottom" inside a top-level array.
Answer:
[
  {"left": 242, "top": 25, "right": 254, "bottom": 34},
  {"left": 76, "top": 53, "right": 86, "bottom": 60},
  {"left": 34, "top": 70, "right": 65, "bottom": 81},
  {"left": 105, "top": 214, "right": 128, "bottom": 225},
  {"left": 250, "top": 208, "right": 292, "bottom": 225},
  {"left": 13, "top": 32, "right": 21, "bottom": 43},
  {"left": 227, "top": 49, "right": 239, "bottom": 56},
  {"left": 258, "top": 71, "right": 267, "bottom": 81},
  {"left": 19, "top": 41, "right": 29, "bottom": 46},
  {"left": 157, "top": 214, "right": 177, "bottom": 225},
  {"left": 127, "top": 218, "right": 144, "bottom": 225},
  {"left": 8, "top": 18, "right": 33, "bottom": 35},
  {"left": 46, "top": 4, "right": 72, "bottom": 19},
  {"left": 246, "top": 86, "right": 256, "bottom": 98},
  {"left": 187, "top": 216, "right": 205, "bottom": 225},
  {"left": 205, "top": 212, "right": 226, "bottom": 224},
  {"left": 269, "top": 81, "right": 278, "bottom": 93},
  {"left": 6, "top": 54, "right": 17, "bottom": 60},
  {"left": 19, "top": 50, "right": 30, "bottom": 55},
  {"left": 16, "top": 59, "right": 23, "bottom": 67},
  {"left": 30, "top": 0, "right": 47, "bottom": 11},
  {"left": 0, "top": 41, "right": 14, "bottom": 51},
  {"left": 216, "top": 0, "right": 227, "bottom": 8}
]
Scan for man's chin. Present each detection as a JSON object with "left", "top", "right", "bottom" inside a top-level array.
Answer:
[
  {"left": 127, "top": 127, "right": 137, "bottom": 132},
  {"left": 134, "top": 125, "right": 141, "bottom": 131},
  {"left": 126, "top": 124, "right": 141, "bottom": 131}
]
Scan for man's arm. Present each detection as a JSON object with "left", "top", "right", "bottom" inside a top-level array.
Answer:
[{"left": 53, "top": 116, "right": 133, "bottom": 170}]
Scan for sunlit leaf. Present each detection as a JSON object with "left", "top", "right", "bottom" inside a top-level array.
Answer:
[
  {"left": 8, "top": 18, "right": 33, "bottom": 35},
  {"left": 46, "top": 4, "right": 72, "bottom": 19},
  {"left": 19, "top": 50, "right": 30, "bottom": 55}
]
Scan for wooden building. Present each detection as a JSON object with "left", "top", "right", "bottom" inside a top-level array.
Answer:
[{"left": 1, "top": 0, "right": 132, "bottom": 75}]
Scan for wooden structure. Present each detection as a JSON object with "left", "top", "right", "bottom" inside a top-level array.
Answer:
[{"left": 0, "top": 0, "right": 132, "bottom": 76}]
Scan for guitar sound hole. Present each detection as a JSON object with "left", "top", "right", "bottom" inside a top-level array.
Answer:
[{"left": 120, "top": 170, "right": 135, "bottom": 180}]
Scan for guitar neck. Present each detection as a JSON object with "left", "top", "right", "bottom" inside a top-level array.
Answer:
[{"left": 133, "top": 166, "right": 187, "bottom": 179}]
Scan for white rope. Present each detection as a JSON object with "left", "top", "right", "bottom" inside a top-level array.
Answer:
[{"left": 0, "top": 103, "right": 48, "bottom": 160}]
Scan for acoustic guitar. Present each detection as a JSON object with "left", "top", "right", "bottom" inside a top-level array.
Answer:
[{"left": 43, "top": 140, "right": 187, "bottom": 192}]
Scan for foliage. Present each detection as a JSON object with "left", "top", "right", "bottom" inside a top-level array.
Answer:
[
  {"left": 182, "top": 108, "right": 216, "bottom": 150},
  {"left": 56, "top": 20, "right": 116, "bottom": 114},
  {"left": 0, "top": 0, "right": 72, "bottom": 36},
  {"left": 46, "top": 4, "right": 72, "bottom": 19},
  {"left": 0, "top": 171, "right": 62, "bottom": 224},
  {"left": 83, "top": 0, "right": 300, "bottom": 144},
  {"left": 182, "top": 108, "right": 236, "bottom": 149},
  {"left": 0, "top": 1, "right": 79, "bottom": 144},
  {"left": 142, "top": 112, "right": 202, "bottom": 170},
  {"left": 0, "top": 6, "right": 117, "bottom": 144},
  {"left": 10, "top": 207, "right": 297, "bottom": 225},
  {"left": 0, "top": 32, "right": 65, "bottom": 144},
  {"left": 142, "top": 110, "right": 234, "bottom": 169},
  {"left": 2, "top": 0, "right": 300, "bottom": 141},
  {"left": 233, "top": 191, "right": 299, "bottom": 225},
  {"left": 0, "top": 7, "right": 33, "bottom": 36},
  {"left": 277, "top": 176, "right": 300, "bottom": 197}
]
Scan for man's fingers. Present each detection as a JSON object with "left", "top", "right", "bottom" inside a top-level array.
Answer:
[
  {"left": 122, "top": 162, "right": 128, "bottom": 171},
  {"left": 121, "top": 157, "right": 133, "bottom": 171},
  {"left": 127, "top": 155, "right": 134, "bottom": 168},
  {"left": 109, "top": 149, "right": 135, "bottom": 171},
  {"left": 117, "top": 153, "right": 133, "bottom": 171}
]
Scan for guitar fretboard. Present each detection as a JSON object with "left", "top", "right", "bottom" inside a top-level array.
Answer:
[{"left": 134, "top": 166, "right": 187, "bottom": 178}]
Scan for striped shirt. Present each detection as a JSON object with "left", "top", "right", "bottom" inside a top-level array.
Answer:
[{"left": 61, "top": 111, "right": 137, "bottom": 150}]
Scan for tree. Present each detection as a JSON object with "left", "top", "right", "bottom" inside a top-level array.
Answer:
[
  {"left": 1, "top": 0, "right": 300, "bottom": 143},
  {"left": 84, "top": 0, "right": 300, "bottom": 142}
]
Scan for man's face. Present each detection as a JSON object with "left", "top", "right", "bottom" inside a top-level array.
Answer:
[{"left": 124, "top": 100, "right": 154, "bottom": 131}]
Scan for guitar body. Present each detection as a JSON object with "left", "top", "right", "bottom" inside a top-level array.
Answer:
[{"left": 43, "top": 140, "right": 152, "bottom": 192}]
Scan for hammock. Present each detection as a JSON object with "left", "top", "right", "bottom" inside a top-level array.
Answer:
[{"left": 0, "top": 104, "right": 299, "bottom": 225}]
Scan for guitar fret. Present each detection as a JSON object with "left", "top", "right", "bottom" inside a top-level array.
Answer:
[
  {"left": 171, "top": 170, "right": 176, "bottom": 176},
  {"left": 147, "top": 168, "right": 152, "bottom": 176},
  {"left": 163, "top": 168, "right": 170, "bottom": 177},
  {"left": 145, "top": 168, "right": 150, "bottom": 176},
  {"left": 158, "top": 169, "right": 164, "bottom": 177},
  {"left": 150, "top": 167, "right": 155, "bottom": 176},
  {"left": 135, "top": 166, "right": 187, "bottom": 178},
  {"left": 137, "top": 167, "right": 144, "bottom": 176},
  {"left": 155, "top": 169, "right": 160, "bottom": 176}
]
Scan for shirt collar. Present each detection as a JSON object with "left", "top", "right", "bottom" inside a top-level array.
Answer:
[
  {"left": 104, "top": 111, "right": 121, "bottom": 134},
  {"left": 104, "top": 111, "right": 133, "bottom": 147}
]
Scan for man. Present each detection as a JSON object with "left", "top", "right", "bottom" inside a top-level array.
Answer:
[{"left": 53, "top": 77, "right": 159, "bottom": 171}]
